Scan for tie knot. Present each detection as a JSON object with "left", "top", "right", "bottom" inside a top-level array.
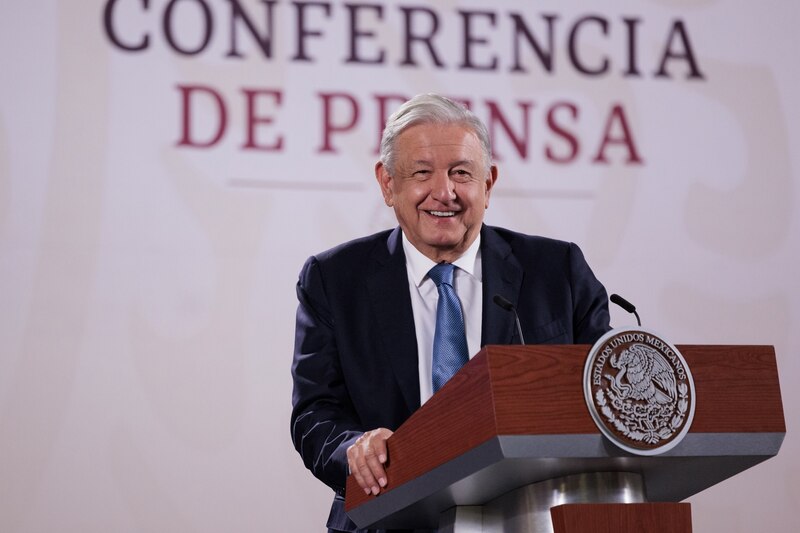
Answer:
[{"left": 428, "top": 263, "right": 455, "bottom": 287}]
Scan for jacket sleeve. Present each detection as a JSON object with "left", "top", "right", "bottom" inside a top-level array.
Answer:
[
  {"left": 568, "top": 242, "right": 612, "bottom": 344},
  {"left": 290, "top": 255, "right": 362, "bottom": 494}
]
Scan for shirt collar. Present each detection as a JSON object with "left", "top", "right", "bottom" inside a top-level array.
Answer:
[{"left": 401, "top": 230, "right": 482, "bottom": 287}]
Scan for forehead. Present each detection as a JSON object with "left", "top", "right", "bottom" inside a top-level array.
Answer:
[{"left": 395, "top": 123, "right": 483, "bottom": 163}]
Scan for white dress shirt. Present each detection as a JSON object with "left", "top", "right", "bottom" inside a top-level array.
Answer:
[{"left": 401, "top": 232, "right": 483, "bottom": 405}]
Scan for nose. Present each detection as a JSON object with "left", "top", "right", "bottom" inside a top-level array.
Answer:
[{"left": 430, "top": 170, "right": 456, "bottom": 203}]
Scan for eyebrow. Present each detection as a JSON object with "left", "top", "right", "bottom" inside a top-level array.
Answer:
[{"left": 410, "top": 159, "right": 476, "bottom": 167}]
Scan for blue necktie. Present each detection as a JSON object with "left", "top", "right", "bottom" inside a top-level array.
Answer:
[{"left": 428, "top": 263, "right": 469, "bottom": 392}]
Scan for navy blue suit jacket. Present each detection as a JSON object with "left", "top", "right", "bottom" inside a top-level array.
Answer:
[{"left": 290, "top": 225, "right": 610, "bottom": 532}]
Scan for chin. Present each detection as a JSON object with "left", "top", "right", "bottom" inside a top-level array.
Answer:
[
  {"left": 423, "top": 232, "right": 462, "bottom": 246},
  {"left": 426, "top": 239, "right": 466, "bottom": 254}
]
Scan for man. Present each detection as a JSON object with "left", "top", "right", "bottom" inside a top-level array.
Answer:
[{"left": 291, "top": 94, "right": 610, "bottom": 532}]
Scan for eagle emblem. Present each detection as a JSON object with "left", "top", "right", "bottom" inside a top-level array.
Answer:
[
  {"left": 608, "top": 343, "right": 677, "bottom": 405},
  {"left": 584, "top": 328, "right": 696, "bottom": 455}
]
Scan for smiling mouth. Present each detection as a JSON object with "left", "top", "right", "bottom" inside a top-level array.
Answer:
[{"left": 428, "top": 210, "right": 456, "bottom": 217}]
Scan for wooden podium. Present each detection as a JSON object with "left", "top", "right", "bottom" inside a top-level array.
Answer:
[{"left": 344, "top": 345, "right": 785, "bottom": 532}]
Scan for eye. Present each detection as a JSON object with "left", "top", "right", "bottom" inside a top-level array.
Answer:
[
  {"left": 412, "top": 169, "right": 431, "bottom": 179},
  {"left": 450, "top": 169, "right": 472, "bottom": 182}
]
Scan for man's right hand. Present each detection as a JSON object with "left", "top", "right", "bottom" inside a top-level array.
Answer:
[{"left": 346, "top": 428, "right": 394, "bottom": 496}]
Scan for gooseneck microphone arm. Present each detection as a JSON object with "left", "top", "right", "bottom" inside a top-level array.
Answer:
[
  {"left": 610, "top": 293, "right": 641, "bottom": 326},
  {"left": 492, "top": 294, "right": 526, "bottom": 345}
]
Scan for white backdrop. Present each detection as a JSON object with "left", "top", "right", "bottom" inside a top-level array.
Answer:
[{"left": 1, "top": 1, "right": 798, "bottom": 531}]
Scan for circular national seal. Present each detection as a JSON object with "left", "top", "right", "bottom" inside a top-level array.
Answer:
[{"left": 583, "top": 327, "right": 696, "bottom": 455}]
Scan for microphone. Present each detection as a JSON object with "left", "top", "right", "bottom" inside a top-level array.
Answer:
[
  {"left": 493, "top": 294, "right": 526, "bottom": 345},
  {"left": 610, "top": 293, "right": 641, "bottom": 326}
]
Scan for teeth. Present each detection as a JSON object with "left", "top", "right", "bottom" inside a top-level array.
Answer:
[{"left": 429, "top": 211, "right": 455, "bottom": 217}]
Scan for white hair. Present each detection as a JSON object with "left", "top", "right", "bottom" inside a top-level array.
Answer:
[{"left": 379, "top": 94, "right": 492, "bottom": 175}]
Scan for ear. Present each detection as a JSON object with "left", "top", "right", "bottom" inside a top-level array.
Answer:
[
  {"left": 375, "top": 161, "right": 394, "bottom": 207},
  {"left": 484, "top": 164, "right": 498, "bottom": 208}
]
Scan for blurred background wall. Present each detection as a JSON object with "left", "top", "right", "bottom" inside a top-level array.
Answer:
[{"left": 1, "top": 1, "right": 797, "bottom": 531}]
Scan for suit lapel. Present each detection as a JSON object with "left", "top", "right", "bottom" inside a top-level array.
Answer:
[
  {"left": 364, "top": 226, "right": 521, "bottom": 413},
  {"left": 366, "top": 228, "right": 421, "bottom": 413},
  {"left": 480, "top": 226, "right": 524, "bottom": 346}
]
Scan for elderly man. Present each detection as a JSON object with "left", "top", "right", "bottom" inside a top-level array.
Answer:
[{"left": 291, "top": 94, "right": 610, "bottom": 532}]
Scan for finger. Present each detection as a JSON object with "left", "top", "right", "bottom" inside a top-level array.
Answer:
[
  {"left": 362, "top": 444, "right": 387, "bottom": 490},
  {"left": 347, "top": 438, "right": 375, "bottom": 494},
  {"left": 355, "top": 451, "right": 381, "bottom": 495},
  {"left": 346, "top": 447, "right": 372, "bottom": 495},
  {"left": 371, "top": 430, "right": 391, "bottom": 464}
]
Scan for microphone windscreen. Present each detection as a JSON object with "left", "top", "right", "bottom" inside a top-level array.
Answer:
[{"left": 610, "top": 293, "right": 636, "bottom": 313}]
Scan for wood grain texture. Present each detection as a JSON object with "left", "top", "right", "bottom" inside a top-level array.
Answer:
[
  {"left": 346, "top": 352, "right": 498, "bottom": 510},
  {"left": 551, "top": 503, "right": 692, "bottom": 533},
  {"left": 487, "top": 345, "right": 594, "bottom": 434},
  {"left": 488, "top": 344, "right": 785, "bottom": 435},
  {"left": 346, "top": 344, "right": 785, "bottom": 511},
  {"left": 681, "top": 345, "right": 786, "bottom": 432}
]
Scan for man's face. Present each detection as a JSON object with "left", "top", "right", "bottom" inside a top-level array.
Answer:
[{"left": 375, "top": 123, "right": 498, "bottom": 263}]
